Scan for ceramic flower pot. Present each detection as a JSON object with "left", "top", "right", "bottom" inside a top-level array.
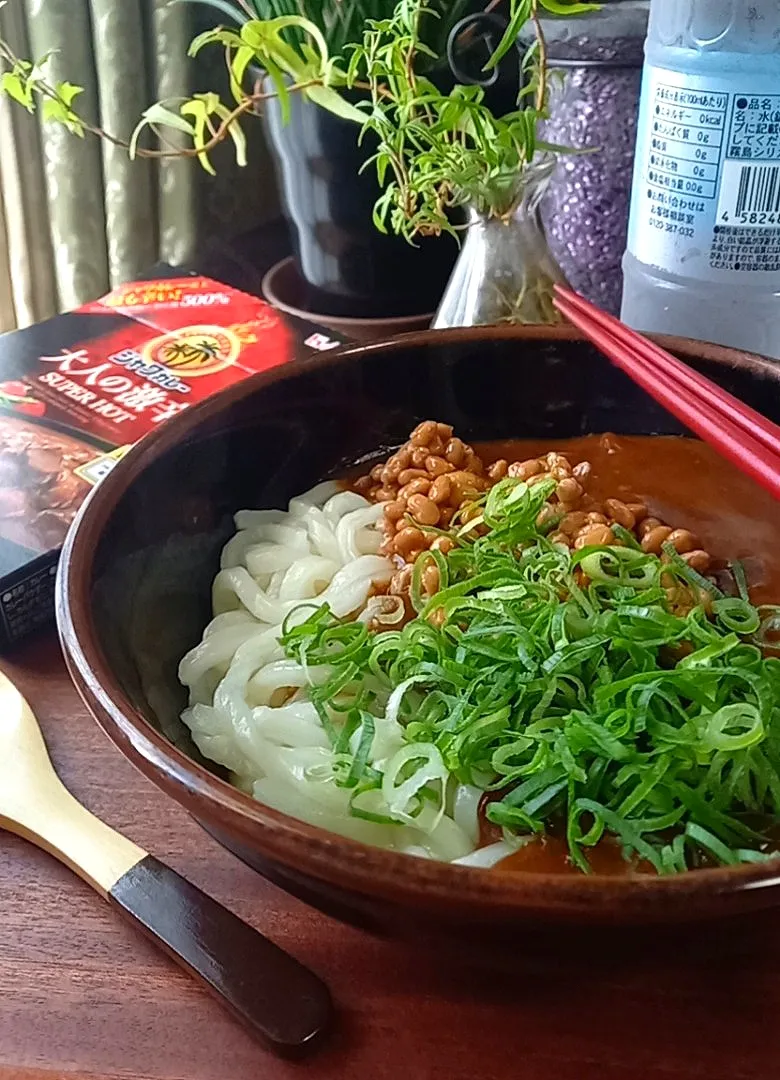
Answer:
[{"left": 263, "top": 90, "right": 459, "bottom": 320}]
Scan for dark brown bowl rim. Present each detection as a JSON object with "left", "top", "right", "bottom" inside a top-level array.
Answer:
[{"left": 57, "top": 325, "right": 780, "bottom": 913}]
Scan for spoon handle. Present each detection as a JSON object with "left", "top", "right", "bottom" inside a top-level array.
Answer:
[
  {"left": 108, "top": 854, "right": 332, "bottom": 1054},
  {"left": 0, "top": 659, "right": 331, "bottom": 1055},
  {"left": 8, "top": 781, "right": 333, "bottom": 1054}
]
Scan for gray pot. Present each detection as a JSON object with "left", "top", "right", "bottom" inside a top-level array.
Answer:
[{"left": 263, "top": 88, "right": 458, "bottom": 320}]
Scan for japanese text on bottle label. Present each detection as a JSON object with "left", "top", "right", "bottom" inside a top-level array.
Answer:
[{"left": 627, "top": 68, "right": 780, "bottom": 280}]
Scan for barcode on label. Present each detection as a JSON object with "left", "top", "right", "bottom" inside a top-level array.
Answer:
[
  {"left": 718, "top": 161, "right": 780, "bottom": 227},
  {"left": 736, "top": 165, "right": 780, "bottom": 215}
]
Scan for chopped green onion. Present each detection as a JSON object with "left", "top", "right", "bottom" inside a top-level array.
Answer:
[
  {"left": 732, "top": 561, "right": 750, "bottom": 602},
  {"left": 684, "top": 822, "right": 739, "bottom": 865},
  {"left": 698, "top": 703, "right": 764, "bottom": 753},
  {"left": 611, "top": 523, "right": 642, "bottom": 550},
  {"left": 281, "top": 478, "right": 780, "bottom": 874},
  {"left": 713, "top": 598, "right": 761, "bottom": 635},
  {"left": 662, "top": 542, "right": 724, "bottom": 598},
  {"left": 346, "top": 712, "right": 376, "bottom": 786}
]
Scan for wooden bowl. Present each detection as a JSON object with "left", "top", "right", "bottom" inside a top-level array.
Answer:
[
  {"left": 261, "top": 256, "right": 433, "bottom": 343},
  {"left": 56, "top": 326, "right": 780, "bottom": 957}
]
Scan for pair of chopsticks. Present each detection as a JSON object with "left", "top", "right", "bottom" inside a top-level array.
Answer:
[{"left": 553, "top": 285, "right": 780, "bottom": 502}]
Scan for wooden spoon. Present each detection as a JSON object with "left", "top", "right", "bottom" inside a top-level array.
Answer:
[{"left": 0, "top": 668, "right": 332, "bottom": 1055}]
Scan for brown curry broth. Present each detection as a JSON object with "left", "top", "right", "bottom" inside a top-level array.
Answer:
[
  {"left": 471, "top": 434, "right": 780, "bottom": 875},
  {"left": 479, "top": 434, "right": 780, "bottom": 606},
  {"left": 492, "top": 835, "right": 655, "bottom": 876}
]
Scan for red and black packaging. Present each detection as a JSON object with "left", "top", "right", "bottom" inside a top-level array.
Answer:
[{"left": 0, "top": 274, "right": 344, "bottom": 650}]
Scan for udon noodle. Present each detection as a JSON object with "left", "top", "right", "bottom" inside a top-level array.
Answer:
[{"left": 179, "top": 481, "right": 488, "bottom": 862}]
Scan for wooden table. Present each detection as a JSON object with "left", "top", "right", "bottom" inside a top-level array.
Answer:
[{"left": 3, "top": 635, "right": 780, "bottom": 1080}]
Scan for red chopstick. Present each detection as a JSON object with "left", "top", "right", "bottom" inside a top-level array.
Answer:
[
  {"left": 555, "top": 285, "right": 780, "bottom": 459},
  {"left": 553, "top": 284, "right": 780, "bottom": 502}
]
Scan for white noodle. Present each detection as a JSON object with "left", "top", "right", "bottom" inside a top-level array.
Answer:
[
  {"left": 452, "top": 842, "right": 517, "bottom": 869},
  {"left": 453, "top": 784, "right": 484, "bottom": 846},
  {"left": 179, "top": 482, "right": 484, "bottom": 863}
]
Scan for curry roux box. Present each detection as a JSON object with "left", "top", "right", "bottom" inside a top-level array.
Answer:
[{"left": 0, "top": 274, "right": 345, "bottom": 650}]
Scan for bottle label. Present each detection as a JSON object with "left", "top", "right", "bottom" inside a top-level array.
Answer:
[{"left": 627, "top": 65, "right": 780, "bottom": 280}]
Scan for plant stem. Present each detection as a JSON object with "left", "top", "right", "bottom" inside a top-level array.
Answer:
[
  {"left": 531, "top": 0, "right": 547, "bottom": 115},
  {"left": 0, "top": 32, "right": 321, "bottom": 160}
]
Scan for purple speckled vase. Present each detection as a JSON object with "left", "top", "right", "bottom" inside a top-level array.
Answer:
[{"left": 535, "top": 2, "right": 649, "bottom": 315}]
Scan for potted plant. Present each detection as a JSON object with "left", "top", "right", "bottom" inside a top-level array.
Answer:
[
  {"left": 183, "top": 0, "right": 480, "bottom": 321},
  {"left": 1, "top": 0, "right": 595, "bottom": 328}
]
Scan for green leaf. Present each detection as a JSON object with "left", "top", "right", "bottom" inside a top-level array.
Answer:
[
  {"left": 263, "top": 58, "right": 290, "bottom": 125},
  {"left": 484, "top": 0, "right": 600, "bottom": 74},
  {"left": 41, "top": 96, "right": 84, "bottom": 135},
  {"left": 180, "top": 96, "right": 216, "bottom": 174},
  {"left": 238, "top": 18, "right": 266, "bottom": 52},
  {"left": 1, "top": 71, "right": 34, "bottom": 111},
  {"left": 372, "top": 185, "right": 395, "bottom": 233},
  {"left": 138, "top": 101, "right": 197, "bottom": 136},
  {"left": 298, "top": 40, "right": 327, "bottom": 74},
  {"left": 540, "top": 0, "right": 601, "bottom": 13},
  {"left": 41, "top": 98, "right": 66, "bottom": 124},
  {"left": 345, "top": 44, "right": 363, "bottom": 88},
  {"left": 239, "top": 19, "right": 308, "bottom": 81},
  {"left": 56, "top": 80, "right": 83, "bottom": 108},
  {"left": 188, "top": 26, "right": 242, "bottom": 58},
  {"left": 305, "top": 83, "right": 366, "bottom": 124},
  {"left": 209, "top": 95, "right": 248, "bottom": 167},
  {"left": 267, "top": 16, "right": 329, "bottom": 69},
  {"left": 27, "top": 51, "right": 55, "bottom": 85},
  {"left": 129, "top": 101, "right": 196, "bottom": 159},
  {"left": 482, "top": 0, "right": 530, "bottom": 73},
  {"left": 227, "top": 43, "right": 256, "bottom": 105}
]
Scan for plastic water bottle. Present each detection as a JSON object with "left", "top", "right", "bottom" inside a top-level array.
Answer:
[{"left": 621, "top": 0, "right": 780, "bottom": 359}]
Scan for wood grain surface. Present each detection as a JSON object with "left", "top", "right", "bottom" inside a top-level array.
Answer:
[{"left": 3, "top": 635, "right": 780, "bottom": 1080}]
